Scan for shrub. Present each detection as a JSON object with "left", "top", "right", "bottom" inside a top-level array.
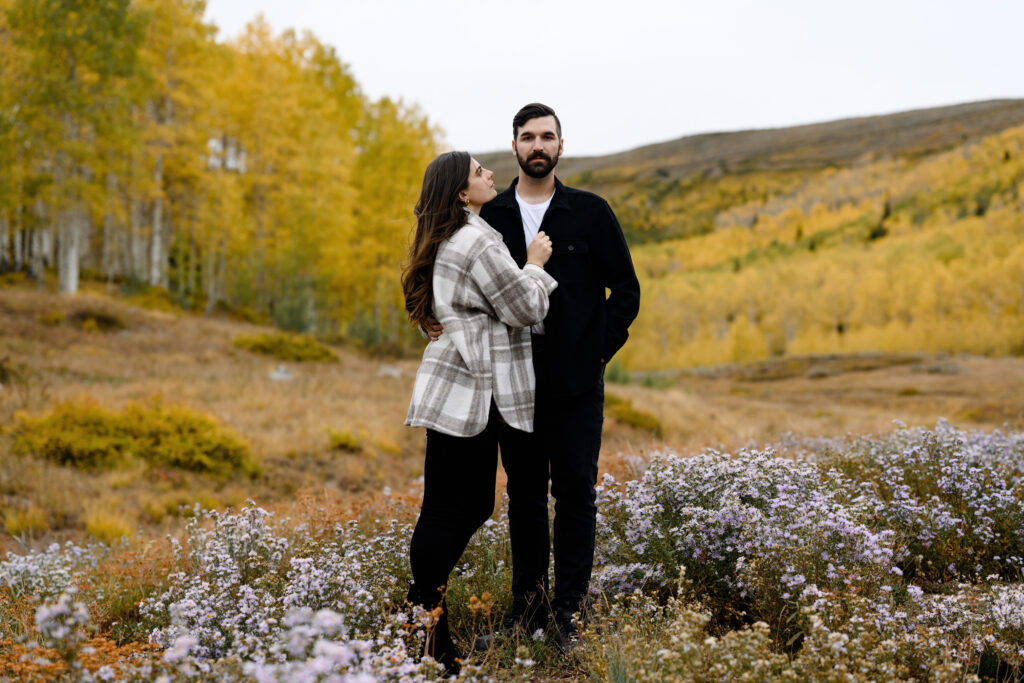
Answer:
[
  {"left": 40, "top": 310, "right": 64, "bottom": 326},
  {"left": 327, "top": 429, "right": 361, "bottom": 453},
  {"left": 213, "top": 300, "right": 267, "bottom": 324},
  {"left": 233, "top": 333, "right": 338, "bottom": 363},
  {"left": 578, "top": 592, "right": 789, "bottom": 682},
  {"left": 0, "top": 270, "right": 29, "bottom": 287},
  {"left": 84, "top": 510, "right": 133, "bottom": 544},
  {"left": 141, "top": 503, "right": 421, "bottom": 668},
  {"left": 605, "top": 393, "right": 664, "bottom": 437},
  {"left": 3, "top": 423, "right": 1023, "bottom": 680},
  {"left": 66, "top": 309, "right": 125, "bottom": 332},
  {"left": 11, "top": 400, "right": 259, "bottom": 478},
  {"left": 814, "top": 420, "right": 1024, "bottom": 581},
  {"left": 579, "top": 586, "right": 1018, "bottom": 682},
  {"left": 0, "top": 355, "right": 25, "bottom": 386},
  {"left": 122, "top": 284, "right": 181, "bottom": 314},
  {"left": 3, "top": 505, "right": 48, "bottom": 536},
  {"left": 592, "top": 448, "right": 896, "bottom": 639}
]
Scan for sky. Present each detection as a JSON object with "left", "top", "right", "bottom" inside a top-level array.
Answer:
[{"left": 203, "top": 0, "right": 1024, "bottom": 158}]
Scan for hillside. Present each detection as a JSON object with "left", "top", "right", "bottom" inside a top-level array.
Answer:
[
  {"left": 2, "top": 285, "right": 1024, "bottom": 679},
  {"left": 477, "top": 100, "right": 1024, "bottom": 372},
  {"left": 477, "top": 99, "right": 1024, "bottom": 189},
  {"left": 2, "top": 283, "right": 1023, "bottom": 548}
]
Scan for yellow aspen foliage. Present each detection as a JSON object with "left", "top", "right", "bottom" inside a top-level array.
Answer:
[
  {"left": 623, "top": 128, "right": 1024, "bottom": 371},
  {"left": 0, "top": 1, "right": 439, "bottom": 341}
]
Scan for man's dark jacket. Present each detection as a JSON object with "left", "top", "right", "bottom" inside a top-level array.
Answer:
[{"left": 481, "top": 177, "right": 641, "bottom": 397}]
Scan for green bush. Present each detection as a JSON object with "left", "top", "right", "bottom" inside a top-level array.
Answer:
[
  {"left": 40, "top": 310, "right": 64, "bottom": 326},
  {"left": 122, "top": 283, "right": 182, "bottom": 313},
  {"left": 66, "top": 308, "right": 125, "bottom": 332},
  {"left": 327, "top": 429, "right": 361, "bottom": 453},
  {"left": 233, "top": 333, "right": 338, "bottom": 362},
  {"left": 11, "top": 400, "right": 259, "bottom": 478},
  {"left": 605, "top": 393, "right": 664, "bottom": 437}
]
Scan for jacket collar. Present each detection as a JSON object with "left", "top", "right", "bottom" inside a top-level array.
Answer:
[{"left": 492, "top": 176, "right": 571, "bottom": 212}]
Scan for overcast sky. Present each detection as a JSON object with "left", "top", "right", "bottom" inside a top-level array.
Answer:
[{"left": 204, "top": 0, "right": 1024, "bottom": 158}]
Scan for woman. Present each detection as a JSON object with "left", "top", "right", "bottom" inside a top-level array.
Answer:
[{"left": 401, "top": 151, "right": 556, "bottom": 674}]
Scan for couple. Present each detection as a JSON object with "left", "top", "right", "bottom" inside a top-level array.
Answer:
[{"left": 401, "top": 103, "right": 641, "bottom": 673}]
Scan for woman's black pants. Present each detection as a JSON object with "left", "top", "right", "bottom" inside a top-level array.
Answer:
[{"left": 408, "top": 406, "right": 502, "bottom": 650}]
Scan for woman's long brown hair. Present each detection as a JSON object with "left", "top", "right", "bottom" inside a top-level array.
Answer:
[{"left": 402, "top": 151, "right": 471, "bottom": 329}]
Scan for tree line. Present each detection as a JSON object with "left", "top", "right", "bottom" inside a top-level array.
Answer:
[
  {"left": 617, "top": 126, "right": 1024, "bottom": 370},
  {"left": 0, "top": 0, "right": 438, "bottom": 344}
]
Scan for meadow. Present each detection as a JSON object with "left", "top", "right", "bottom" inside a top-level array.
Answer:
[
  {"left": 4, "top": 1, "right": 1024, "bottom": 679},
  {"left": 2, "top": 282, "right": 1024, "bottom": 680}
]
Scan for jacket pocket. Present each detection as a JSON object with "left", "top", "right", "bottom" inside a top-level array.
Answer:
[{"left": 553, "top": 237, "right": 590, "bottom": 282}]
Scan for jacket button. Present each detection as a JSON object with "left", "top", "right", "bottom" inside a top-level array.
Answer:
[{"left": 568, "top": 245, "right": 574, "bottom": 251}]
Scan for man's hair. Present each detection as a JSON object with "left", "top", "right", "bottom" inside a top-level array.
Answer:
[{"left": 513, "top": 103, "right": 561, "bottom": 140}]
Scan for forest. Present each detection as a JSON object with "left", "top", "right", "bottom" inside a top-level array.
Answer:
[
  {"left": 612, "top": 126, "right": 1024, "bottom": 370},
  {"left": 3, "top": 4, "right": 1024, "bottom": 680},
  {"left": 0, "top": 0, "right": 439, "bottom": 347},
  {"left": 2, "top": 1, "right": 1023, "bottom": 372}
]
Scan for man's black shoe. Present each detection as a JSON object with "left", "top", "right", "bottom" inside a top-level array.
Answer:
[
  {"left": 473, "top": 591, "right": 549, "bottom": 651},
  {"left": 554, "top": 616, "right": 578, "bottom": 656},
  {"left": 472, "top": 611, "right": 548, "bottom": 652}
]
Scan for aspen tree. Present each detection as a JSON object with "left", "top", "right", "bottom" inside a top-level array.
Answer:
[{"left": 7, "top": 0, "right": 144, "bottom": 293}]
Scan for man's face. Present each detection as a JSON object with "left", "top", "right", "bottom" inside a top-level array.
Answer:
[{"left": 513, "top": 115, "right": 563, "bottom": 179}]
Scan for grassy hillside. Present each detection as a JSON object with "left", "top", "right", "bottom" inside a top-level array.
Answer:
[
  {"left": 477, "top": 99, "right": 1024, "bottom": 194},
  {"left": 484, "top": 100, "right": 1024, "bottom": 371},
  {"left": 617, "top": 125, "right": 1024, "bottom": 370},
  {"left": 2, "top": 283, "right": 1023, "bottom": 549},
  {"left": 2, "top": 284, "right": 1024, "bottom": 680}
]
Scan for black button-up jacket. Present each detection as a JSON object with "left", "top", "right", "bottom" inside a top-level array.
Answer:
[{"left": 481, "top": 177, "right": 641, "bottom": 397}]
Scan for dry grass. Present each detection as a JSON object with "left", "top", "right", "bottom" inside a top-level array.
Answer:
[
  {"left": 2, "top": 283, "right": 1023, "bottom": 547},
  {"left": 608, "top": 353, "right": 1024, "bottom": 456},
  {"left": 0, "top": 635, "right": 160, "bottom": 680}
]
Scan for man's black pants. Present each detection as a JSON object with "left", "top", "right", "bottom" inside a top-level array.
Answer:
[{"left": 499, "top": 335, "right": 604, "bottom": 624}]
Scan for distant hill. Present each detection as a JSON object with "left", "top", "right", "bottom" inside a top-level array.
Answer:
[
  {"left": 475, "top": 100, "right": 1024, "bottom": 372},
  {"left": 477, "top": 99, "right": 1024, "bottom": 191}
]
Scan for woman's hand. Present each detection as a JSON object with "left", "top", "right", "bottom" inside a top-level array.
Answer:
[
  {"left": 424, "top": 317, "right": 443, "bottom": 341},
  {"left": 526, "top": 231, "right": 553, "bottom": 268}
]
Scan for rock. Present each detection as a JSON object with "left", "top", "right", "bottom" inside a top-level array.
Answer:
[
  {"left": 911, "top": 361, "right": 961, "bottom": 375},
  {"left": 269, "top": 365, "right": 294, "bottom": 382},
  {"left": 805, "top": 364, "right": 838, "bottom": 379},
  {"left": 377, "top": 364, "right": 402, "bottom": 379}
]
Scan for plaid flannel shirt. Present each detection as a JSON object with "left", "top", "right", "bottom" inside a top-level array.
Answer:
[{"left": 405, "top": 211, "right": 558, "bottom": 436}]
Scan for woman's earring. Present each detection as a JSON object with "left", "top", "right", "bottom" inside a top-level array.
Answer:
[{"left": 462, "top": 196, "right": 469, "bottom": 206}]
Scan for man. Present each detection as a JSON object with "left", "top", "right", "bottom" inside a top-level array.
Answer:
[{"left": 475, "top": 103, "right": 641, "bottom": 650}]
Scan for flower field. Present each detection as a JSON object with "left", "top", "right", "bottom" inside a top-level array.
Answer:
[{"left": 2, "top": 421, "right": 1024, "bottom": 681}]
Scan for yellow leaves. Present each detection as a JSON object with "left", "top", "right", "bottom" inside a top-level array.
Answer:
[
  {"left": 623, "top": 200, "right": 1024, "bottom": 371},
  {"left": 615, "top": 124, "right": 1024, "bottom": 371}
]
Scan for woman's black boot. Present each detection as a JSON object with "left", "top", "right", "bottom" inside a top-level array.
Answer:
[{"left": 407, "top": 584, "right": 463, "bottom": 676}]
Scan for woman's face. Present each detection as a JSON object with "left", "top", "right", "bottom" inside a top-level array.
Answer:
[{"left": 460, "top": 158, "right": 497, "bottom": 211}]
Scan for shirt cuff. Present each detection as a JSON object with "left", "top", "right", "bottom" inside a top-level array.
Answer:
[{"left": 524, "top": 263, "right": 545, "bottom": 274}]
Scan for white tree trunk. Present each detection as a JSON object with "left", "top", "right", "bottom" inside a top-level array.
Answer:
[
  {"left": 13, "top": 221, "right": 23, "bottom": 271},
  {"left": 204, "top": 231, "right": 218, "bottom": 315},
  {"left": 149, "top": 154, "right": 164, "bottom": 287},
  {"left": 30, "top": 198, "right": 47, "bottom": 280},
  {"left": 103, "top": 171, "right": 117, "bottom": 284},
  {"left": 0, "top": 213, "right": 9, "bottom": 271},
  {"left": 56, "top": 117, "right": 79, "bottom": 294},
  {"left": 58, "top": 205, "right": 82, "bottom": 294},
  {"left": 129, "top": 191, "right": 145, "bottom": 280}
]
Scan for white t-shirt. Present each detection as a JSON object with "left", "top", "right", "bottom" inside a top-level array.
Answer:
[{"left": 515, "top": 188, "right": 554, "bottom": 335}]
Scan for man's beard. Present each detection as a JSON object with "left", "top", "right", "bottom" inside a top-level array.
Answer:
[{"left": 516, "top": 149, "right": 558, "bottom": 179}]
